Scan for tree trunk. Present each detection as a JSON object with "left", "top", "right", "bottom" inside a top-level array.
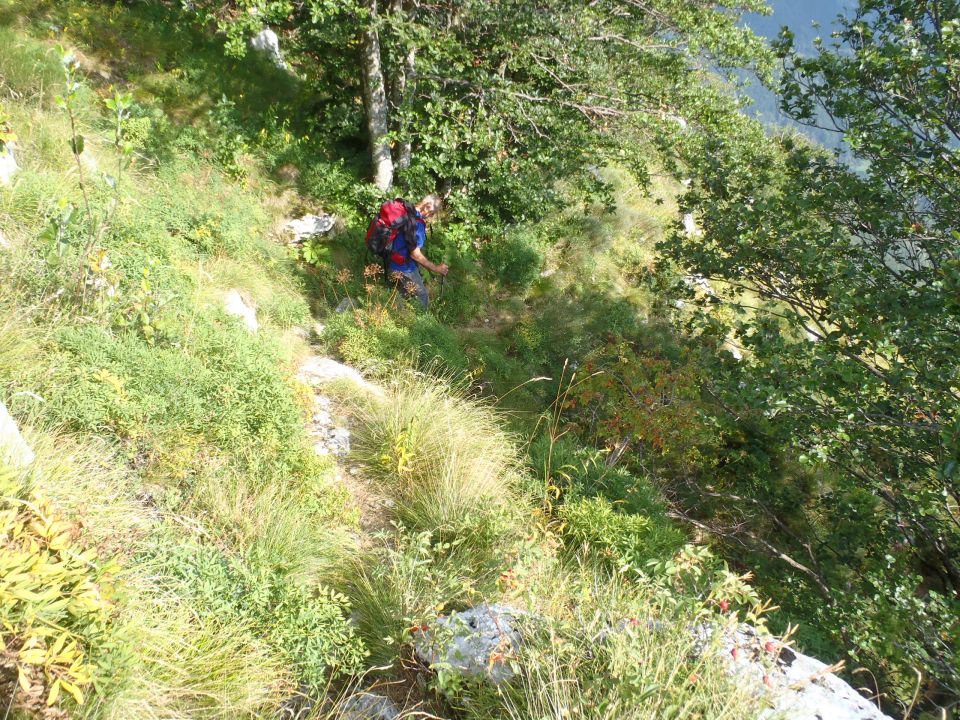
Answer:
[
  {"left": 361, "top": 0, "right": 393, "bottom": 191},
  {"left": 393, "top": 45, "right": 416, "bottom": 171},
  {"left": 388, "top": 0, "right": 416, "bottom": 172}
]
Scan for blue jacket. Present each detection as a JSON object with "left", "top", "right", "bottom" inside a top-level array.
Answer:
[{"left": 388, "top": 213, "right": 426, "bottom": 274}]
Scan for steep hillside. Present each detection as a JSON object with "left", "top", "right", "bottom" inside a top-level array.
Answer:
[{"left": 0, "top": 1, "right": 938, "bottom": 719}]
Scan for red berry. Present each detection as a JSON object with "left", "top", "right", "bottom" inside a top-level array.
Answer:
[
  {"left": 764, "top": 640, "right": 778, "bottom": 653},
  {"left": 628, "top": 617, "right": 640, "bottom": 627},
  {"left": 763, "top": 674, "right": 774, "bottom": 688},
  {"left": 719, "top": 599, "right": 730, "bottom": 612},
  {"left": 730, "top": 647, "right": 740, "bottom": 660},
  {"left": 688, "top": 673, "right": 699, "bottom": 684}
]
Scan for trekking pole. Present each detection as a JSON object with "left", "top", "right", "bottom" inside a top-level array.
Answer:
[{"left": 439, "top": 258, "right": 447, "bottom": 299}]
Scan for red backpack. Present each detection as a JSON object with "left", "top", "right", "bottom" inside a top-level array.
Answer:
[{"left": 365, "top": 198, "right": 418, "bottom": 263}]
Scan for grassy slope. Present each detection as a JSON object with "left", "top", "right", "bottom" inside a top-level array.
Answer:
[{"left": 0, "top": 3, "right": 774, "bottom": 719}]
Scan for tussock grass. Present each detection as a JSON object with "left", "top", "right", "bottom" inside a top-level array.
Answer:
[
  {"left": 185, "top": 460, "right": 355, "bottom": 581},
  {"left": 100, "top": 593, "right": 291, "bottom": 720},
  {"left": 350, "top": 369, "right": 524, "bottom": 541}
]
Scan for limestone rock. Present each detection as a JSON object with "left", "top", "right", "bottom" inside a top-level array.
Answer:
[
  {"left": 339, "top": 692, "right": 399, "bottom": 720},
  {"left": 223, "top": 289, "right": 258, "bottom": 332},
  {"left": 250, "top": 27, "right": 285, "bottom": 68},
  {"left": 285, "top": 214, "right": 336, "bottom": 244},
  {"left": 695, "top": 624, "right": 891, "bottom": 720},
  {"left": 298, "top": 356, "right": 382, "bottom": 397},
  {"left": 0, "top": 142, "right": 18, "bottom": 186},
  {"left": 415, "top": 604, "right": 522, "bottom": 683},
  {"left": 307, "top": 395, "right": 351, "bottom": 458},
  {"left": 0, "top": 401, "right": 34, "bottom": 468}
]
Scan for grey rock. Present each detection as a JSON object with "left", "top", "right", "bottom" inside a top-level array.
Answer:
[
  {"left": 415, "top": 604, "right": 522, "bottom": 683},
  {"left": 0, "top": 400, "right": 34, "bottom": 467},
  {"left": 250, "top": 27, "right": 285, "bottom": 68},
  {"left": 223, "top": 289, "right": 258, "bottom": 332},
  {"left": 335, "top": 297, "right": 353, "bottom": 314},
  {"left": 339, "top": 692, "right": 399, "bottom": 720},
  {"left": 286, "top": 214, "right": 336, "bottom": 244},
  {"left": 327, "top": 426, "right": 351, "bottom": 456},
  {"left": 0, "top": 142, "right": 18, "bottom": 186},
  {"left": 297, "top": 356, "right": 382, "bottom": 396},
  {"left": 695, "top": 624, "right": 891, "bottom": 720}
]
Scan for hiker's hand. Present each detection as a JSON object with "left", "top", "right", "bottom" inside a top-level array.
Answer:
[{"left": 437, "top": 263, "right": 450, "bottom": 276}]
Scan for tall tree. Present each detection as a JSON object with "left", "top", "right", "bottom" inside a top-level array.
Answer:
[
  {"left": 661, "top": 0, "right": 960, "bottom": 707},
  {"left": 360, "top": 0, "right": 394, "bottom": 189},
  {"left": 182, "top": 0, "right": 771, "bottom": 215}
]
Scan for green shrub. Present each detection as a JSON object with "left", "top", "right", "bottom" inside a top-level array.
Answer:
[
  {"left": 0, "top": 462, "right": 121, "bottom": 716},
  {"left": 151, "top": 539, "right": 366, "bottom": 688},
  {"left": 409, "top": 314, "right": 468, "bottom": 371},
  {"left": 558, "top": 496, "right": 686, "bottom": 573},
  {"left": 483, "top": 229, "right": 544, "bottom": 292},
  {"left": 340, "top": 528, "right": 492, "bottom": 666},
  {"left": 46, "top": 317, "right": 304, "bottom": 465}
]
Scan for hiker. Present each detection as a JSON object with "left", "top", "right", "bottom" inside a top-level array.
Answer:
[{"left": 368, "top": 195, "right": 449, "bottom": 308}]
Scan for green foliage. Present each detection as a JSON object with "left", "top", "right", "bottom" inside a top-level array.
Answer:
[
  {"left": 46, "top": 319, "right": 302, "bottom": 457},
  {"left": 0, "top": 463, "right": 120, "bottom": 716},
  {"left": 151, "top": 539, "right": 365, "bottom": 688},
  {"left": 341, "top": 528, "right": 493, "bottom": 666},
  {"left": 659, "top": 0, "right": 960, "bottom": 704},
  {"left": 558, "top": 496, "right": 685, "bottom": 575},
  {"left": 452, "top": 562, "right": 769, "bottom": 720},
  {"left": 482, "top": 229, "right": 544, "bottom": 292}
]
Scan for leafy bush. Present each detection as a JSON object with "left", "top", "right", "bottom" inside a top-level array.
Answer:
[
  {"left": 558, "top": 496, "right": 685, "bottom": 574},
  {"left": 47, "top": 319, "right": 303, "bottom": 459},
  {"left": 482, "top": 229, "right": 544, "bottom": 292},
  {"left": 0, "top": 463, "right": 120, "bottom": 716},
  {"left": 152, "top": 539, "right": 366, "bottom": 688},
  {"left": 408, "top": 314, "right": 468, "bottom": 371},
  {"left": 341, "top": 528, "right": 493, "bottom": 666}
]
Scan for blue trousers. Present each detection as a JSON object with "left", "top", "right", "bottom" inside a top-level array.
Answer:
[{"left": 392, "top": 266, "right": 429, "bottom": 308}]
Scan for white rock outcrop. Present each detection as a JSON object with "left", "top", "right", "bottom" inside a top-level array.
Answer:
[
  {"left": 0, "top": 142, "right": 18, "bottom": 186},
  {"left": 0, "top": 401, "right": 34, "bottom": 468},
  {"left": 693, "top": 624, "right": 891, "bottom": 720},
  {"left": 297, "top": 356, "right": 382, "bottom": 397},
  {"left": 415, "top": 604, "right": 522, "bottom": 683},
  {"left": 250, "top": 27, "right": 285, "bottom": 68},
  {"left": 223, "top": 289, "right": 259, "bottom": 333},
  {"left": 285, "top": 214, "right": 336, "bottom": 245}
]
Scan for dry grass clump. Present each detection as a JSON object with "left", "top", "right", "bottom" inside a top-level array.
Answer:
[{"left": 349, "top": 370, "right": 524, "bottom": 537}]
